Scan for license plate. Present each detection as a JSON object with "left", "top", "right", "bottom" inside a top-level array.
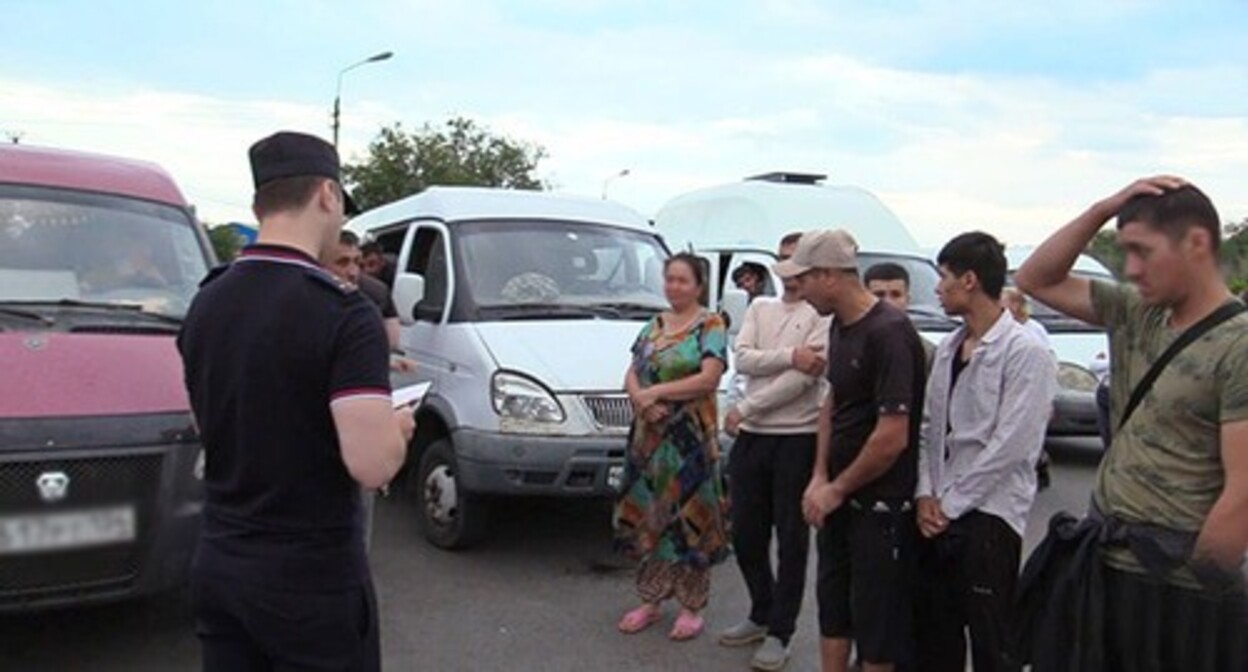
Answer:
[
  {"left": 607, "top": 465, "right": 625, "bottom": 491},
  {"left": 0, "top": 506, "right": 136, "bottom": 555}
]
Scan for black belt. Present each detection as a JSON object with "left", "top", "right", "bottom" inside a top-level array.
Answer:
[{"left": 849, "top": 498, "right": 913, "bottom": 514}]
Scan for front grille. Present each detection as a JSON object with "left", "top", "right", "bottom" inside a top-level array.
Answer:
[
  {"left": 582, "top": 396, "right": 633, "bottom": 429},
  {"left": 0, "top": 453, "right": 162, "bottom": 597}
]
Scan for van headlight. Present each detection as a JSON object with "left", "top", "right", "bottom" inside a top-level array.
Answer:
[
  {"left": 491, "top": 372, "right": 566, "bottom": 424},
  {"left": 193, "top": 449, "right": 205, "bottom": 480},
  {"left": 1057, "top": 362, "right": 1099, "bottom": 393}
]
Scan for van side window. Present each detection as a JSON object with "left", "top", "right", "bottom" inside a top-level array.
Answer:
[{"left": 408, "top": 229, "right": 448, "bottom": 312}]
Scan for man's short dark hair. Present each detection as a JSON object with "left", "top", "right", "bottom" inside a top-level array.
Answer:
[
  {"left": 732, "top": 263, "right": 766, "bottom": 284},
  {"left": 863, "top": 262, "right": 911, "bottom": 288},
  {"left": 780, "top": 232, "right": 803, "bottom": 248},
  {"left": 339, "top": 230, "right": 360, "bottom": 247},
  {"left": 252, "top": 176, "right": 329, "bottom": 220},
  {"left": 1118, "top": 184, "right": 1221, "bottom": 254},
  {"left": 937, "top": 232, "right": 1007, "bottom": 300},
  {"left": 360, "top": 241, "right": 383, "bottom": 258}
]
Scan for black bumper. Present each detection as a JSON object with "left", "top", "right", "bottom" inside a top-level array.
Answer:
[
  {"left": 0, "top": 413, "right": 203, "bottom": 612},
  {"left": 1047, "top": 389, "right": 1100, "bottom": 436}
]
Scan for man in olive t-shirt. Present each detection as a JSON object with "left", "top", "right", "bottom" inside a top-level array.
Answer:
[
  {"left": 1016, "top": 176, "right": 1248, "bottom": 672},
  {"left": 1091, "top": 279, "right": 1248, "bottom": 583}
]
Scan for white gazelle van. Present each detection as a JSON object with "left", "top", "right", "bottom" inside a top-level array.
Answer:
[
  {"left": 656, "top": 172, "right": 958, "bottom": 341},
  {"left": 348, "top": 187, "right": 669, "bottom": 549}
]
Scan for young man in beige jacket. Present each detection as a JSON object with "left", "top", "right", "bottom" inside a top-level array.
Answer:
[{"left": 719, "top": 233, "right": 831, "bottom": 671}]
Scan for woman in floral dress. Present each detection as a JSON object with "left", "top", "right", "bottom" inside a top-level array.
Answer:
[{"left": 614, "top": 253, "right": 731, "bottom": 642}]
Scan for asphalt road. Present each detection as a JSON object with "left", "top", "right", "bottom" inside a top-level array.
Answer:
[{"left": 0, "top": 437, "right": 1104, "bottom": 672}]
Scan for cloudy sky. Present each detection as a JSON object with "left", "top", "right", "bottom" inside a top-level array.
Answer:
[{"left": 2, "top": 0, "right": 1246, "bottom": 247}]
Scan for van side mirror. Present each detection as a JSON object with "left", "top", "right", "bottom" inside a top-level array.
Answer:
[
  {"left": 394, "top": 274, "right": 426, "bottom": 326},
  {"left": 721, "top": 288, "right": 749, "bottom": 336}
]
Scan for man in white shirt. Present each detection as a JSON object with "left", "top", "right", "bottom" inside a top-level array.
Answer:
[
  {"left": 915, "top": 232, "right": 1056, "bottom": 672},
  {"left": 719, "top": 233, "right": 830, "bottom": 671}
]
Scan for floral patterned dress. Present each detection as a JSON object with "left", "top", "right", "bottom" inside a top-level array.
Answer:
[{"left": 614, "top": 311, "right": 732, "bottom": 582}]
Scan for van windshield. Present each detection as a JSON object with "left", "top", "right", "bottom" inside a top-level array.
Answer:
[
  {"left": 456, "top": 220, "right": 669, "bottom": 319},
  {"left": 0, "top": 185, "right": 210, "bottom": 319}
]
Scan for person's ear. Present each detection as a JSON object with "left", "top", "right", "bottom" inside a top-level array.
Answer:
[
  {"left": 317, "top": 179, "right": 340, "bottom": 214},
  {"left": 960, "top": 270, "right": 978, "bottom": 294},
  {"left": 1183, "top": 226, "right": 1212, "bottom": 258}
]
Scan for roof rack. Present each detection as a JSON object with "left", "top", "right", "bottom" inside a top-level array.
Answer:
[{"left": 746, "top": 171, "right": 827, "bottom": 185}]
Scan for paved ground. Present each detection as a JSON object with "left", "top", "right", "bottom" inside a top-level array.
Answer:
[{"left": 0, "top": 437, "right": 1103, "bottom": 672}]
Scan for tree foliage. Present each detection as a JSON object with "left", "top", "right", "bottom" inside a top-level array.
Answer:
[
  {"left": 1085, "top": 230, "right": 1125, "bottom": 277},
  {"left": 1083, "top": 217, "right": 1248, "bottom": 294},
  {"left": 342, "top": 117, "right": 548, "bottom": 211},
  {"left": 207, "top": 225, "right": 244, "bottom": 263}
]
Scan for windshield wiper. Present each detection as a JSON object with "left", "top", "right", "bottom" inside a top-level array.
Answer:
[
  {"left": 593, "top": 301, "right": 664, "bottom": 317},
  {"left": 0, "top": 305, "right": 56, "bottom": 326},
  {"left": 478, "top": 303, "right": 615, "bottom": 320},
  {"left": 4, "top": 300, "right": 183, "bottom": 325}
]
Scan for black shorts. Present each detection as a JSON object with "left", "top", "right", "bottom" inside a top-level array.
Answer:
[
  {"left": 192, "top": 572, "right": 380, "bottom": 672},
  {"left": 816, "top": 498, "right": 918, "bottom": 665}
]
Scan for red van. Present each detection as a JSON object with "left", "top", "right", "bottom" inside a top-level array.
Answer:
[{"left": 0, "top": 145, "right": 209, "bottom": 610}]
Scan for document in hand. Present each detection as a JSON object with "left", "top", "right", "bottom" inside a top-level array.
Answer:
[{"left": 392, "top": 382, "right": 432, "bottom": 409}]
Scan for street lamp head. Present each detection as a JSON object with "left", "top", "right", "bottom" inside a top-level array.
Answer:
[
  {"left": 334, "top": 50, "right": 396, "bottom": 149},
  {"left": 619, "top": 169, "right": 631, "bottom": 177}
]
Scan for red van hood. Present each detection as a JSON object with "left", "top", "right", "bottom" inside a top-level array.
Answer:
[{"left": 1, "top": 332, "right": 189, "bottom": 418}]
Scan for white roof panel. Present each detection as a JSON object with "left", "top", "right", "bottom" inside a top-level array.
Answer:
[
  {"left": 347, "top": 186, "right": 652, "bottom": 235},
  {"left": 655, "top": 179, "right": 920, "bottom": 254}
]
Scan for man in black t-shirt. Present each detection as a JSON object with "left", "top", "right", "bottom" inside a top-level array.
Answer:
[
  {"left": 776, "top": 229, "right": 926, "bottom": 672},
  {"left": 178, "top": 132, "right": 415, "bottom": 672}
]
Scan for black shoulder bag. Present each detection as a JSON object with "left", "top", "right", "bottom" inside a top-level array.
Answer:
[{"left": 1117, "top": 300, "right": 1247, "bottom": 432}]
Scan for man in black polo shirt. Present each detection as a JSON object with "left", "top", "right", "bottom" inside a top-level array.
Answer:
[
  {"left": 178, "top": 131, "right": 415, "bottom": 672},
  {"left": 777, "top": 229, "right": 926, "bottom": 672}
]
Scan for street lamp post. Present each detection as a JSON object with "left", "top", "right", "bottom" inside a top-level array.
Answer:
[
  {"left": 601, "top": 168, "right": 631, "bottom": 200},
  {"left": 332, "top": 51, "right": 394, "bottom": 150}
]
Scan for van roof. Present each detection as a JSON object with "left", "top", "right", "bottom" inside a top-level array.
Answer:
[
  {"left": 655, "top": 176, "right": 921, "bottom": 254},
  {"left": 1006, "top": 246, "right": 1113, "bottom": 277},
  {"left": 0, "top": 144, "right": 188, "bottom": 207},
  {"left": 347, "top": 186, "right": 652, "bottom": 235}
]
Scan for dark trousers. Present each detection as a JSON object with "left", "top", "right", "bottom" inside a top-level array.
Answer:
[
  {"left": 915, "top": 511, "right": 1022, "bottom": 672},
  {"left": 1103, "top": 564, "right": 1248, "bottom": 672},
  {"left": 192, "top": 572, "right": 381, "bottom": 672},
  {"left": 728, "top": 430, "right": 815, "bottom": 644}
]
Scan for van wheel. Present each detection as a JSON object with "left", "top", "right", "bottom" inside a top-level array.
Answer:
[{"left": 417, "top": 439, "right": 487, "bottom": 550}]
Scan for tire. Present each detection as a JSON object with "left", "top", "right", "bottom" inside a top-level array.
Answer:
[{"left": 416, "top": 439, "right": 488, "bottom": 550}]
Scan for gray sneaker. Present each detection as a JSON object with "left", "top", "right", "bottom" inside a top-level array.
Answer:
[
  {"left": 751, "top": 636, "right": 791, "bottom": 671},
  {"left": 718, "top": 620, "right": 768, "bottom": 647}
]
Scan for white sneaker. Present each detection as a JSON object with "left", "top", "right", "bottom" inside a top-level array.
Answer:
[
  {"left": 751, "top": 636, "right": 791, "bottom": 671},
  {"left": 718, "top": 619, "right": 768, "bottom": 647}
]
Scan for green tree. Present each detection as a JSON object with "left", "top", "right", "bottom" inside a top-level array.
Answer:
[
  {"left": 1220, "top": 217, "right": 1248, "bottom": 295},
  {"left": 1085, "top": 230, "right": 1124, "bottom": 278},
  {"left": 343, "top": 117, "right": 548, "bottom": 211},
  {"left": 207, "top": 224, "right": 244, "bottom": 263}
]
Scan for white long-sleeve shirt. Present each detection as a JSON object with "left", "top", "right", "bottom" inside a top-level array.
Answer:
[
  {"left": 733, "top": 297, "right": 830, "bottom": 435},
  {"left": 917, "top": 310, "right": 1057, "bottom": 537}
]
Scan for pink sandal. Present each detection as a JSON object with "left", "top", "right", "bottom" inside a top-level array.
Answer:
[
  {"left": 618, "top": 605, "right": 662, "bottom": 634},
  {"left": 669, "top": 611, "right": 704, "bottom": 641}
]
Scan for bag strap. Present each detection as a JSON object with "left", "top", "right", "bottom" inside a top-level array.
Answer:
[{"left": 1118, "top": 300, "right": 1247, "bottom": 432}]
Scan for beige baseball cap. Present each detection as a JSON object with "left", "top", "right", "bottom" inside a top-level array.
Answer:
[{"left": 773, "top": 229, "right": 859, "bottom": 278}]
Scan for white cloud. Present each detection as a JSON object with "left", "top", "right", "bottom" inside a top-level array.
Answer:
[
  {"left": 3, "top": 36, "right": 1247, "bottom": 249},
  {"left": 0, "top": 78, "right": 400, "bottom": 224}
]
